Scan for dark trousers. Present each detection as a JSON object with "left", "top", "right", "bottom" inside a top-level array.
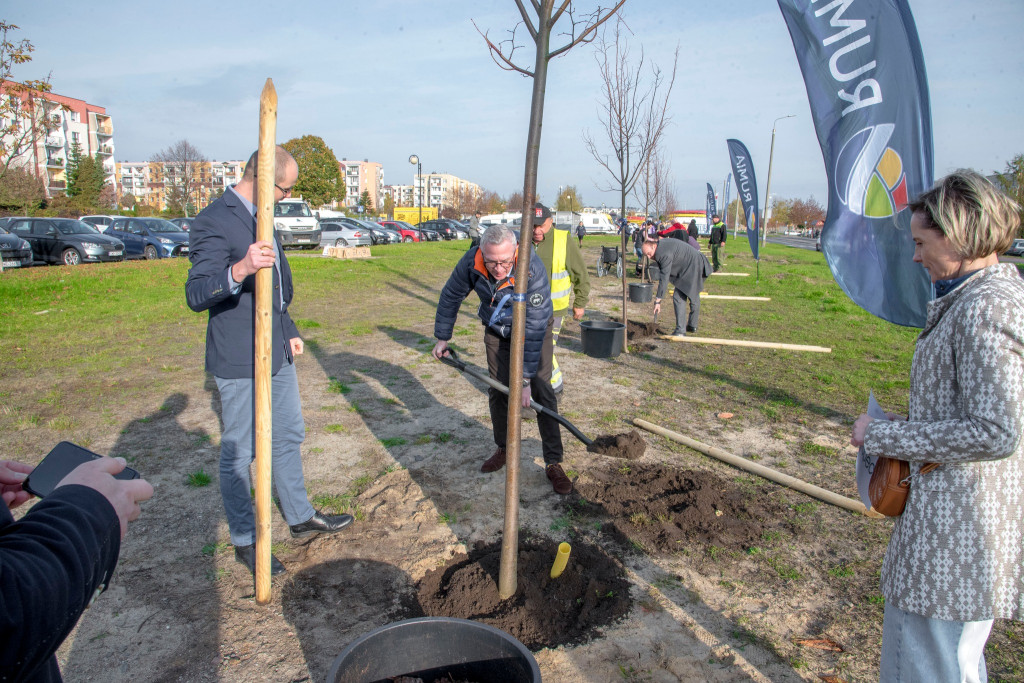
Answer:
[
  {"left": 711, "top": 244, "right": 721, "bottom": 271},
  {"left": 673, "top": 287, "right": 699, "bottom": 332},
  {"left": 483, "top": 320, "right": 563, "bottom": 465}
]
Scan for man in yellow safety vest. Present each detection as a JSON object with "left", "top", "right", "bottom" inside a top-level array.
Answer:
[{"left": 530, "top": 203, "right": 590, "bottom": 394}]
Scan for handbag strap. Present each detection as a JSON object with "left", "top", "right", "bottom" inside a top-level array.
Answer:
[{"left": 919, "top": 462, "right": 940, "bottom": 474}]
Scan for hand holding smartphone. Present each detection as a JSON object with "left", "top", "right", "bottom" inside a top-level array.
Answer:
[{"left": 25, "top": 442, "right": 140, "bottom": 499}]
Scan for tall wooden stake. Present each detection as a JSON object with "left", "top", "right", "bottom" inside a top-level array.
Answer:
[{"left": 254, "top": 79, "right": 277, "bottom": 605}]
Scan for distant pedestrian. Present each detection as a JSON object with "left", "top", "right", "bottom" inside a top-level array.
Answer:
[
  {"left": 687, "top": 219, "right": 698, "bottom": 242},
  {"left": 576, "top": 220, "right": 585, "bottom": 247},
  {"left": 709, "top": 214, "right": 727, "bottom": 272}
]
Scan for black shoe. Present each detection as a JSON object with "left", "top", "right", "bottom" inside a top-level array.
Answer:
[
  {"left": 553, "top": 383, "right": 564, "bottom": 396},
  {"left": 234, "top": 544, "right": 286, "bottom": 576},
  {"left": 670, "top": 328, "right": 686, "bottom": 337},
  {"left": 686, "top": 326, "right": 697, "bottom": 333},
  {"left": 289, "top": 510, "right": 354, "bottom": 539}
]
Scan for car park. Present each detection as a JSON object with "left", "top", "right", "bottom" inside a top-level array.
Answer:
[
  {"left": 7, "top": 217, "right": 124, "bottom": 265},
  {"left": 1006, "top": 238, "right": 1024, "bottom": 257},
  {"left": 379, "top": 220, "right": 421, "bottom": 242},
  {"left": 274, "top": 197, "right": 322, "bottom": 248},
  {"left": 107, "top": 217, "right": 190, "bottom": 259},
  {"left": 318, "top": 221, "right": 372, "bottom": 248},
  {"left": 418, "top": 226, "right": 442, "bottom": 241},
  {"left": 341, "top": 217, "right": 396, "bottom": 245},
  {"left": 0, "top": 224, "right": 33, "bottom": 269},
  {"left": 169, "top": 217, "right": 195, "bottom": 231}
]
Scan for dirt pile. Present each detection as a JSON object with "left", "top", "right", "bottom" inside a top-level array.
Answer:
[
  {"left": 586, "top": 429, "right": 647, "bottom": 459},
  {"left": 626, "top": 320, "right": 664, "bottom": 340},
  {"left": 577, "top": 464, "right": 793, "bottom": 553},
  {"left": 414, "top": 537, "right": 631, "bottom": 650}
]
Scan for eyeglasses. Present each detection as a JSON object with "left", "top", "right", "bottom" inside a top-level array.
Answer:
[
  {"left": 483, "top": 258, "right": 514, "bottom": 269},
  {"left": 275, "top": 184, "right": 294, "bottom": 195}
]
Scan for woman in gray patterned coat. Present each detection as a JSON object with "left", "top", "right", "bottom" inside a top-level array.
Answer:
[{"left": 850, "top": 170, "right": 1023, "bottom": 683}]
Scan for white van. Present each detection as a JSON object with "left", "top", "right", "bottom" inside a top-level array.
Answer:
[{"left": 274, "top": 197, "right": 321, "bottom": 249}]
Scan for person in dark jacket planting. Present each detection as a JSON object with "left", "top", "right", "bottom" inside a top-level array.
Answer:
[{"left": 432, "top": 224, "right": 571, "bottom": 494}]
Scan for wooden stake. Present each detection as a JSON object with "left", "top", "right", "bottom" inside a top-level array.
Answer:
[
  {"left": 710, "top": 272, "right": 748, "bottom": 277},
  {"left": 658, "top": 335, "right": 831, "bottom": 353},
  {"left": 254, "top": 79, "right": 277, "bottom": 605},
  {"left": 699, "top": 294, "right": 771, "bottom": 301},
  {"left": 632, "top": 419, "right": 882, "bottom": 518}
]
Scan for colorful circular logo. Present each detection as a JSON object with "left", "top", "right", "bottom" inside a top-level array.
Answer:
[{"left": 835, "top": 124, "right": 909, "bottom": 219}]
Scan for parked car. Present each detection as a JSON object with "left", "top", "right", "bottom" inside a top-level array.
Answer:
[
  {"left": 7, "top": 217, "right": 124, "bottom": 265},
  {"left": 79, "top": 215, "right": 128, "bottom": 232},
  {"left": 318, "top": 221, "right": 372, "bottom": 248},
  {"left": 363, "top": 221, "right": 402, "bottom": 244},
  {"left": 169, "top": 217, "right": 195, "bottom": 231},
  {"left": 419, "top": 226, "right": 442, "bottom": 241},
  {"left": 0, "top": 224, "right": 33, "bottom": 269},
  {"left": 1006, "top": 238, "right": 1024, "bottom": 257},
  {"left": 107, "top": 217, "right": 190, "bottom": 259},
  {"left": 345, "top": 218, "right": 396, "bottom": 245},
  {"left": 419, "top": 219, "right": 457, "bottom": 240},
  {"left": 379, "top": 220, "right": 420, "bottom": 242},
  {"left": 274, "top": 197, "right": 321, "bottom": 248}
]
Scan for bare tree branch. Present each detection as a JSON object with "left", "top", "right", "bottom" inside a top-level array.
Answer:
[
  {"left": 472, "top": 20, "right": 535, "bottom": 77},
  {"left": 515, "top": 0, "right": 540, "bottom": 41},
  {"left": 549, "top": 0, "right": 627, "bottom": 59}
]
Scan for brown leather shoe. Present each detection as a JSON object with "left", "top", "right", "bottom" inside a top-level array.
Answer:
[
  {"left": 481, "top": 447, "right": 506, "bottom": 473},
  {"left": 546, "top": 463, "right": 573, "bottom": 495}
]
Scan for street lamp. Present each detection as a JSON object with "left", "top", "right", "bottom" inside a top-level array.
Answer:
[
  {"left": 408, "top": 154, "right": 421, "bottom": 226},
  {"left": 762, "top": 114, "right": 795, "bottom": 246}
]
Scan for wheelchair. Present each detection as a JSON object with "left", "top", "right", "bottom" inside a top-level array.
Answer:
[{"left": 596, "top": 245, "right": 622, "bottom": 278}]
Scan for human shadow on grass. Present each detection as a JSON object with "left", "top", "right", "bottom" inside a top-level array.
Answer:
[{"left": 62, "top": 393, "right": 224, "bottom": 682}]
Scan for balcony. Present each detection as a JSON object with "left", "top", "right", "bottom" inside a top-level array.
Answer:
[
  {"left": 46, "top": 157, "right": 65, "bottom": 168},
  {"left": 96, "top": 124, "right": 113, "bottom": 137},
  {"left": 97, "top": 146, "right": 113, "bottom": 156},
  {"left": 49, "top": 180, "right": 66, "bottom": 190},
  {"left": 45, "top": 135, "right": 64, "bottom": 147}
]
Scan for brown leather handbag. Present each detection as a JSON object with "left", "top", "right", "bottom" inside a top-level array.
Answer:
[{"left": 869, "top": 459, "right": 939, "bottom": 517}]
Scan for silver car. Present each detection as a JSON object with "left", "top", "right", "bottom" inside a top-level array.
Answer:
[{"left": 319, "top": 221, "right": 372, "bottom": 248}]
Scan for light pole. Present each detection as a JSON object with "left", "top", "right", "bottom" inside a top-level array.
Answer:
[
  {"left": 408, "top": 154, "right": 421, "bottom": 226},
  {"left": 762, "top": 114, "right": 795, "bottom": 246}
]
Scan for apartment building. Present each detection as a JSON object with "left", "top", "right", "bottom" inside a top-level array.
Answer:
[
  {"left": 413, "top": 172, "right": 481, "bottom": 213},
  {"left": 383, "top": 184, "right": 415, "bottom": 207},
  {"left": 338, "top": 158, "right": 383, "bottom": 210},
  {"left": 0, "top": 83, "right": 115, "bottom": 197},
  {"left": 115, "top": 159, "right": 245, "bottom": 213}
]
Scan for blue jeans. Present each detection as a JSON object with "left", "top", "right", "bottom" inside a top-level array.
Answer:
[
  {"left": 215, "top": 360, "right": 315, "bottom": 546},
  {"left": 880, "top": 602, "right": 993, "bottom": 683}
]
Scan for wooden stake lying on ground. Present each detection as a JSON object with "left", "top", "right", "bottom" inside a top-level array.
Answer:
[
  {"left": 710, "top": 272, "right": 749, "bottom": 277},
  {"left": 658, "top": 335, "right": 831, "bottom": 353},
  {"left": 699, "top": 294, "right": 771, "bottom": 301},
  {"left": 632, "top": 418, "right": 882, "bottom": 518},
  {"left": 254, "top": 79, "right": 277, "bottom": 605}
]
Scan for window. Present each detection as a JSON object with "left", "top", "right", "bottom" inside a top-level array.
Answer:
[
  {"left": 69, "top": 112, "right": 80, "bottom": 123},
  {"left": 71, "top": 132, "right": 80, "bottom": 143}
]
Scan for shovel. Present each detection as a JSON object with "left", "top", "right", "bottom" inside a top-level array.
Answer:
[{"left": 437, "top": 349, "right": 594, "bottom": 448}]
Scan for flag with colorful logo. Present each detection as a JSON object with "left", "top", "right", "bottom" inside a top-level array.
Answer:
[
  {"left": 777, "top": 0, "right": 932, "bottom": 327},
  {"left": 726, "top": 139, "right": 760, "bottom": 260}
]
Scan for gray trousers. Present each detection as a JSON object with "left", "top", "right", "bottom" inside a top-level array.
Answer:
[
  {"left": 879, "top": 602, "right": 992, "bottom": 683},
  {"left": 673, "top": 287, "right": 699, "bottom": 331},
  {"left": 215, "top": 360, "right": 315, "bottom": 546}
]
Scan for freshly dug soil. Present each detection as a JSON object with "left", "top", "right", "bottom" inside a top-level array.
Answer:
[
  {"left": 587, "top": 429, "right": 647, "bottom": 459},
  {"left": 626, "top": 320, "right": 664, "bottom": 340},
  {"left": 577, "top": 463, "right": 792, "bottom": 553},
  {"left": 414, "top": 537, "right": 631, "bottom": 650}
]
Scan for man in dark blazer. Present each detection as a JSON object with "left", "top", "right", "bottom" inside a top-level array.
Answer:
[
  {"left": 641, "top": 235, "right": 712, "bottom": 336},
  {"left": 186, "top": 146, "right": 352, "bottom": 576}
]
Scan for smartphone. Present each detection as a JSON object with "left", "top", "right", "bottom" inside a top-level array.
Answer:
[{"left": 24, "top": 441, "right": 140, "bottom": 499}]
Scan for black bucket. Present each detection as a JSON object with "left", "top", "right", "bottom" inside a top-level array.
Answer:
[
  {"left": 327, "top": 617, "right": 541, "bottom": 683},
  {"left": 580, "top": 320, "right": 626, "bottom": 358},
  {"left": 628, "top": 282, "right": 653, "bottom": 303}
]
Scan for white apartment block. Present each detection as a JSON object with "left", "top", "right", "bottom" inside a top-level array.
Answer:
[
  {"left": 0, "top": 84, "right": 115, "bottom": 197},
  {"left": 413, "top": 172, "right": 481, "bottom": 211},
  {"left": 383, "top": 184, "right": 415, "bottom": 207}
]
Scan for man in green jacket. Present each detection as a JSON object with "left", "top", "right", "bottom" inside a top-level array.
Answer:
[
  {"left": 531, "top": 203, "right": 590, "bottom": 394},
  {"left": 709, "top": 214, "right": 727, "bottom": 272}
]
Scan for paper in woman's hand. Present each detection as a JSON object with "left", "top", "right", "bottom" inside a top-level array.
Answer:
[{"left": 855, "top": 390, "right": 888, "bottom": 508}]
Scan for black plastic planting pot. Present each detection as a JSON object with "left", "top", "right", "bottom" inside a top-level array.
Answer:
[
  {"left": 327, "top": 617, "right": 542, "bottom": 683},
  {"left": 580, "top": 320, "right": 626, "bottom": 358},
  {"left": 628, "top": 282, "right": 653, "bottom": 303}
]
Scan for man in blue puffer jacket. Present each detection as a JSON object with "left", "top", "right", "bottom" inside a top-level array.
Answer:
[{"left": 432, "top": 224, "right": 571, "bottom": 494}]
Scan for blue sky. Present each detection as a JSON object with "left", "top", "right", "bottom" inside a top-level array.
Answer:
[{"left": 9, "top": 1, "right": 1023, "bottom": 210}]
